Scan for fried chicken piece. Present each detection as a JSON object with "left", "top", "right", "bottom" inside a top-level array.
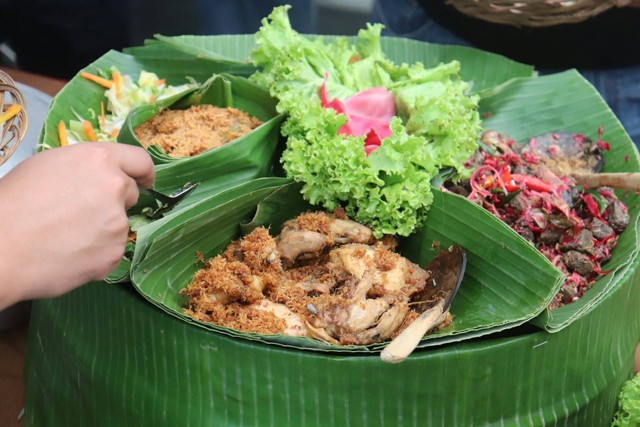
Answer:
[
  {"left": 180, "top": 227, "right": 282, "bottom": 308},
  {"left": 304, "top": 243, "right": 428, "bottom": 345},
  {"left": 277, "top": 211, "right": 375, "bottom": 266},
  {"left": 284, "top": 264, "right": 339, "bottom": 294},
  {"left": 252, "top": 300, "right": 308, "bottom": 337},
  {"left": 327, "top": 243, "right": 429, "bottom": 297}
]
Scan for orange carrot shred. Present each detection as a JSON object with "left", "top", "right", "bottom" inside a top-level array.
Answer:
[
  {"left": 82, "top": 120, "right": 98, "bottom": 142},
  {"left": 110, "top": 129, "right": 119, "bottom": 138},
  {"left": 58, "top": 121, "right": 69, "bottom": 147},
  {"left": 99, "top": 101, "right": 106, "bottom": 127},
  {"left": 155, "top": 79, "right": 166, "bottom": 86},
  {"left": 80, "top": 71, "right": 113, "bottom": 89},
  {"left": 112, "top": 71, "right": 124, "bottom": 97}
]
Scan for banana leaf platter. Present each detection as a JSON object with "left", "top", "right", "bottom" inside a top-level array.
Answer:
[
  {"left": 128, "top": 179, "right": 564, "bottom": 352},
  {"left": 24, "top": 253, "right": 640, "bottom": 426},
  {"left": 24, "top": 28, "right": 640, "bottom": 426},
  {"left": 146, "top": 33, "right": 640, "bottom": 332}
]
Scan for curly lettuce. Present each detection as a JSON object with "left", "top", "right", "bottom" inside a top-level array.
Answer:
[
  {"left": 250, "top": 5, "right": 481, "bottom": 237},
  {"left": 612, "top": 373, "right": 640, "bottom": 427}
]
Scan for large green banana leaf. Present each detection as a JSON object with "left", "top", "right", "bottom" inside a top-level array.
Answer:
[
  {"left": 129, "top": 180, "right": 564, "bottom": 353},
  {"left": 25, "top": 253, "right": 640, "bottom": 425},
  {"left": 143, "top": 34, "right": 640, "bottom": 333},
  {"left": 24, "top": 31, "right": 640, "bottom": 427},
  {"left": 149, "top": 33, "right": 535, "bottom": 94}
]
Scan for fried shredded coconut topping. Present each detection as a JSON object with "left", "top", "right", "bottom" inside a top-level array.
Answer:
[
  {"left": 134, "top": 104, "right": 262, "bottom": 157},
  {"left": 180, "top": 211, "right": 450, "bottom": 345}
]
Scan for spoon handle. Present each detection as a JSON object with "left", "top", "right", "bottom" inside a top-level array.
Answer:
[
  {"left": 572, "top": 172, "right": 640, "bottom": 191},
  {"left": 380, "top": 298, "right": 446, "bottom": 364}
]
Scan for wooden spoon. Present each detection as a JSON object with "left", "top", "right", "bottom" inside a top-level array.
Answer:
[
  {"left": 521, "top": 131, "right": 640, "bottom": 191},
  {"left": 571, "top": 172, "right": 640, "bottom": 192},
  {"left": 380, "top": 246, "right": 466, "bottom": 364}
]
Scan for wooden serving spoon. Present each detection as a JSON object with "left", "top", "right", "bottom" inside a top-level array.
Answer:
[
  {"left": 0, "top": 70, "right": 28, "bottom": 167},
  {"left": 521, "top": 131, "right": 640, "bottom": 191},
  {"left": 570, "top": 172, "right": 640, "bottom": 192},
  {"left": 380, "top": 245, "right": 466, "bottom": 364}
]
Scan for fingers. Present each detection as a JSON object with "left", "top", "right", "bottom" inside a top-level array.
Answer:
[
  {"left": 94, "top": 142, "right": 155, "bottom": 208},
  {"left": 123, "top": 177, "right": 142, "bottom": 209},
  {"left": 109, "top": 143, "right": 156, "bottom": 189}
]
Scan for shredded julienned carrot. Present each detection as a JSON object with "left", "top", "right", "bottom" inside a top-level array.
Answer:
[
  {"left": 99, "top": 101, "right": 106, "bottom": 127},
  {"left": 112, "top": 71, "right": 124, "bottom": 97},
  {"left": 148, "top": 94, "right": 157, "bottom": 103},
  {"left": 110, "top": 129, "right": 119, "bottom": 138},
  {"left": 58, "top": 121, "right": 69, "bottom": 147},
  {"left": 155, "top": 79, "right": 166, "bottom": 86},
  {"left": 0, "top": 104, "right": 21, "bottom": 125},
  {"left": 82, "top": 120, "right": 98, "bottom": 142},
  {"left": 80, "top": 71, "right": 113, "bottom": 89}
]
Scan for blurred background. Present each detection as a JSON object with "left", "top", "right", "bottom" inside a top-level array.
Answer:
[{"left": 0, "top": 0, "right": 374, "bottom": 79}]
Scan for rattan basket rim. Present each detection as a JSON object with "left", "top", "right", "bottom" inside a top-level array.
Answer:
[{"left": 446, "top": 0, "right": 640, "bottom": 27}]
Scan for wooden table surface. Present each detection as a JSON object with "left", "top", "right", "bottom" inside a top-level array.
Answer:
[{"left": 0, "top": 66, "right": 65, "bottom": 427}]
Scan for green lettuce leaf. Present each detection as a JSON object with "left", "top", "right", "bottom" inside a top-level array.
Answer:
[
  {"left": 612, "top": 373, "right": 640, "bottom": 427},
  {"left": 250, "top": 5, "right": 481, "bottom": 237}
]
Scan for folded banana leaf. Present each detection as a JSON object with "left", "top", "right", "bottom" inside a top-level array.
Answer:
[
  {"left": 148, "top": 34, "right": 535, "bottom": 94},
  {"left": 129, "top": 177, "right": 294, "bottom": 295},
  {"left": 116, "top": 72, "right": 284, "bottom": 210},
  {"left": 479, "top": 70, "right": 640, "bottom": 331},
  {"left": 39, "top": 50, "right": 259, "bottom": 149},
  {"left": 118, "top": 73, "right": 280, "bottom": 163},
  {"left": 124, "top": 40, "right": 257, "bottom": 78},
  {"left": 129, "top": 179, "right": 564, "bottom": 353},
  {"left": 146, "top": 35, "right": 640, "bottom": 332}
]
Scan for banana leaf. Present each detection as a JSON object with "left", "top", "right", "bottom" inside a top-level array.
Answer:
[
  {"left": 118, "top": 72, "right": 279, "bottom": 162},
  {"left": 478, "top": 70, "right": 640, "bottom": 331},
  {"left": 25, "top": 250, "right": 640, "bottom": 425},
  {"left": 38, "top": 49, "right": 262, "bottom": 150},
  {"left": 124, "top": 41, "right": 256, "bottom": 78},
  {"left": 149, "top": 33, "right": 535, "bottom": 94},
  {"left": 116, "top": 72, "right": 284, "bottom": 209},
  {"left": 129, "top": 180, "right": 564, "bottom": 353},
  {"left": 24, "top": 30, "right": 640, "bottom": 426},
  {"left": 129, "top": 177, "right": 292, "bottom": 294}
]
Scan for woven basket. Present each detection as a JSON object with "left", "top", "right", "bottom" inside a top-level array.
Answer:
[
  {"left": 446, "top": 0, "right": 640, "bottom": 27},
  {"left": 0, "top": 70, "right": 28, "bottom": 166}
]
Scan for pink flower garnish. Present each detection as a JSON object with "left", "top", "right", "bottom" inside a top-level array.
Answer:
[{"left": 320, "top": 75, "right": 395, "bottom": 155}]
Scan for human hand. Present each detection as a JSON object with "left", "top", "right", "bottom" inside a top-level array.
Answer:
[{"left": 0, "top": 142, "right": 154, "bottom": 309}]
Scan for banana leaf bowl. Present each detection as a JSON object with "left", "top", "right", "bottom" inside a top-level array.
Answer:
[{"left": 23, "top": 32, "right": 640, "bottom": 426}]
